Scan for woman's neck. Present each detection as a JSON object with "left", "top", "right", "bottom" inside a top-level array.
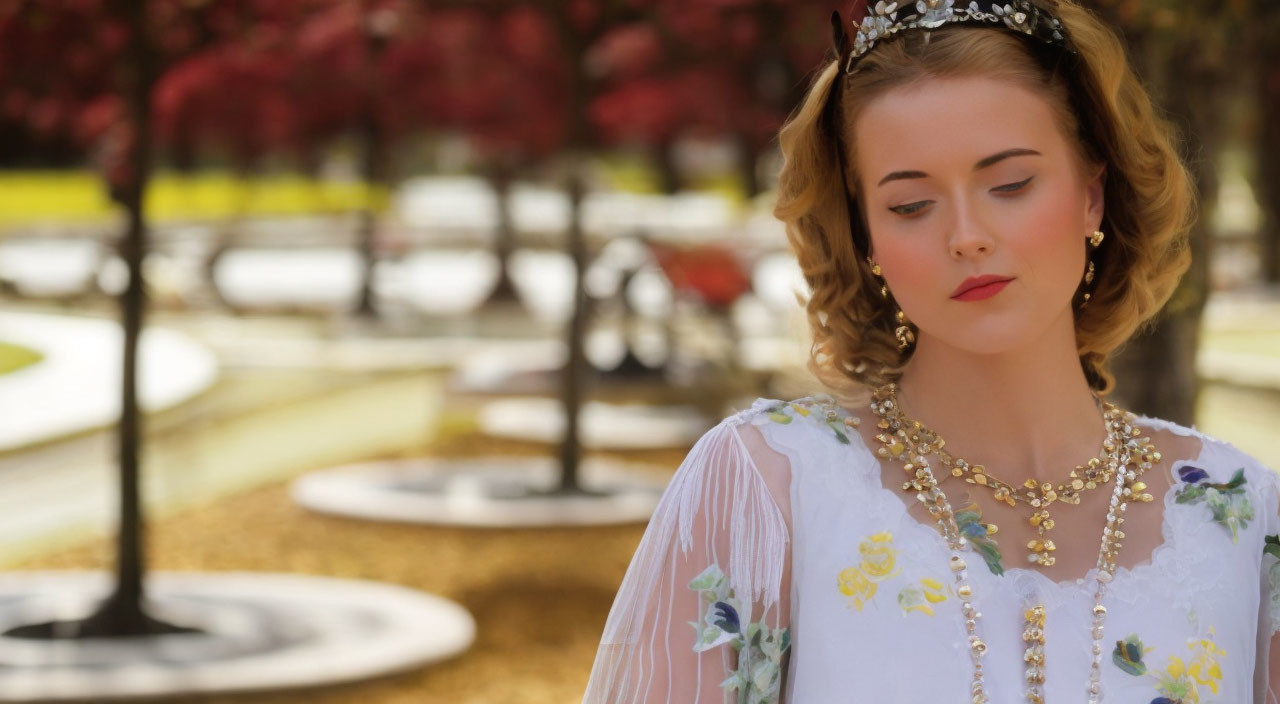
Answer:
[{"left": 892, "top": 313, "right": 1108, "bottom": 486}]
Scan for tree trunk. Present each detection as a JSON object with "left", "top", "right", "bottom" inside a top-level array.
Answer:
[
  {"left": 483, "top": 161, "right": 521, "bottom": 305},
  {"left": 655, "top": 137, "right": 681, "bottom": 195},
  {"left": 559, "top": 166, "right": 587, "bottom": 493},
  {"left": 355, "top": 103, "right": 384, "bottom": 317},
  {"left": 11, "top": 0, "right": 193, "bottom": 639},
  {"left": 1257, "top": 30, "right": 1280, "bottom": 283}
]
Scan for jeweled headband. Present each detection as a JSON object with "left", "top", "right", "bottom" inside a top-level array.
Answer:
[{"left": 833, "top": 0, "right": 1076, "bottom": 73}]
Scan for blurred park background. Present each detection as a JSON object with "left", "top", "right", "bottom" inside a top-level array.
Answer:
[{"left": 0, "top": 0, "right": 1278, "bottom": 702}]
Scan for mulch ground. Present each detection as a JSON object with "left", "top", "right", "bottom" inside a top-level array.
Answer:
[{"left": 15, "top": 430, "right": 692, "bottom": 704}]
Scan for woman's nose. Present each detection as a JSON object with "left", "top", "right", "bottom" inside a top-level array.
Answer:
[{"left": 948, "top": 200, "right": 995, "bottom": 259}]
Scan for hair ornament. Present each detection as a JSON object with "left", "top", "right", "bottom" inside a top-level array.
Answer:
[{"left": 845, "top": 0, "right": 1075, "bottom": 74}]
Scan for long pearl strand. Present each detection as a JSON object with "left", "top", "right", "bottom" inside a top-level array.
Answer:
[{"left": 869, "top": 384, "right": 1139, "bottom": 703}]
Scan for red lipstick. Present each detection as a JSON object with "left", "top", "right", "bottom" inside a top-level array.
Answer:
[{"left": 951, "top": 274, "right": 1014, "bottom": 301}]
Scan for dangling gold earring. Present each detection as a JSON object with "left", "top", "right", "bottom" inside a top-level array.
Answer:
[
  {"left": 866, "top": 255, "right": 888, "bottom": 298},
  {"left": 1080, "top": 230, "right": 1104, "bottom": 307},
  {"left": 894, "top": 309, "right": 915, "bottom": 350},
  {"left": 867, "top": 255, "right": 915, "bottom": 350}
]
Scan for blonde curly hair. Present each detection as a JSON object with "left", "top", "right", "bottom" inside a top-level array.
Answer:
[{"left": 773, "top": 0, "right": 1194, "bottom": 399}]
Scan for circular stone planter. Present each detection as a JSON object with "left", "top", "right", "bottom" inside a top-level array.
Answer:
[
  {"left": 0, "top": 571, "right": 474, "bottom": 702},
  {"left": 478, "top": 398, "right": 710, "bottom": 450},
  {"left": 0, "top": 312, "right": 218, "bottom": 451},
  {"left": 291, "top": 456, "right": 670, "bottom": 527}
]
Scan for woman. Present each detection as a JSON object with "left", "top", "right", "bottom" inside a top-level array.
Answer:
[{"left": 583, "top": 0, "right": 1280, "bottom": 701}]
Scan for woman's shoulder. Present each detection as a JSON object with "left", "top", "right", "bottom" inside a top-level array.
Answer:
[
  {"left": 1130, "top": 412, "right": 1277, "bottom": 491},
  {"left": 723, "top": 393, "right": 865, "bottom": 448}
]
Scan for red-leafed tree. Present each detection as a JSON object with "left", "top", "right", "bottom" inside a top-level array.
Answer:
[
  {"left": 0, "top": 0, "right": 269, "bottom": 639},
  {"left": 420, "top": 5, "right": 567, "bottom": 304},
  {"left": 587, "top": 0, "right": 833, "bottom": 195}
]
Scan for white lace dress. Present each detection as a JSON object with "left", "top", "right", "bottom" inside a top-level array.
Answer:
[{"left": 583, "top": 395, "right": 1280, "bottom": 704}]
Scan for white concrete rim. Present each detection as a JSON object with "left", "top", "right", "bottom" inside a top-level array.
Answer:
[
  {"left": 477, "top": 398, "right": 710, "bottom": 450},
  {"left": 291, "top": 456, "right": 668, "bottom": 528},
  {"left": 0, "top": 570, "right": 475, "bottom": 702},
  {"left": 0, "top": 312, "right": 218, "bottom": 452}
]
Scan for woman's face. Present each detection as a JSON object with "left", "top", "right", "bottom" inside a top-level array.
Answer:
[{"left": 852, "top": 75, "right": 1105, "bottom": 355}]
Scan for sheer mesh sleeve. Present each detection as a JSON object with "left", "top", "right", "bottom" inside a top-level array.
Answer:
[
  {"left": 1255, "top": 458, "right": 1280, "bottom": 704},
  {"left": 583, "top": 412, "right": 794, "bottom": 704}
]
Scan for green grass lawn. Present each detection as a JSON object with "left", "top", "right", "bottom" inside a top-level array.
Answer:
[{"left": 0, "top": 342, "right": 43, "bottom": 375}]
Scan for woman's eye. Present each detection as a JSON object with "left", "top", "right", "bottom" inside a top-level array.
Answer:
[
  {"left": 889, "top": 201, "right": 931, "bottom": 216},
  {"left": 992, "top": 176, "right": 1034, "bottom": 193},
  {"left": 888, "top": 177, "right": 1031, "bottom": 216}
]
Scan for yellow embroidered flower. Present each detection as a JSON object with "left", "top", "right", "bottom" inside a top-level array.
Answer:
[
  {"left": 858, "top": 532, "right": 900, "bottom": 581},
  {"left": 789, "top": 403, "right": 811, "bottom": 417},
  {"left": 897, "top": 577, "right": 949, "bottom": 617},
  {"left": 838, "top": 566, "right": 876, "bottom": 610},
  {"left": 837, "top": 532, "right": 903, "bottom": 610},
  {"left": 1185, "top": 637, "right": 1226, "bottom": 695},
  {"left": 1165, "top": 655, "right": 1185, "bottom": 680},
  {"left": 920, "top": 577, "right": 948, "bottom": 603},
  {"left": 1160, "top": 656, "right": 1199, "bottom": 702}
]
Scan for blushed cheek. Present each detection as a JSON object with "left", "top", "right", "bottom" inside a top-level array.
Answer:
[
  {"left": 1012, "top": 190, "right": 1088, "bottom": 294},
  {"left": 874, "top": 229, "right": 950, "bottom": 317}
]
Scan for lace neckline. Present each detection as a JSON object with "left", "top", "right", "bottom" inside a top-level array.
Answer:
[{"left": 838, "top": 410, "right": 1212, "bottom": 593}]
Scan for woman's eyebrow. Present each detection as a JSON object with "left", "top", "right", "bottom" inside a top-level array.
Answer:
[{"left": 876, "top": 148, "right": 1043, "bottom": 187}]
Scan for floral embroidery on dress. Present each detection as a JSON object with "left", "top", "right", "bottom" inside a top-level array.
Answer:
[
  {"left": 1263, "top": 535, "right": 1280, "bottom": 635},
  {"left": 1112, "top": 628, "right": 1226, "bottom": 703},
  {"left": 689, "top": 563, "right": 790, "bottom": 703},
  {"left": 762, "top": 397, "right": 858, "bottom": 445},
  {"left": 837, "top": 531, "right": 901, "bottom": 610},
  {"left": 1173, "top": 465, "right": 1253, "bottom": 542},
  {"left": 954, "top": 501, "right": 1005, "bottom": 576},
  {"left": 896, "top": 577, "right": 949, "bottom": 616},
  {"left": 837, "top": 532, "right": 950, "bottom": 617}
]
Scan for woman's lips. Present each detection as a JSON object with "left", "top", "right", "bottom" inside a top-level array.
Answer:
[{"left": 951, "top": 279, "right": 1011, "bottom": 301}]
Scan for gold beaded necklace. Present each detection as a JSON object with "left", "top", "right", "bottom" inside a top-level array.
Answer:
[
  {"left": 868, "top": 382, "right": 1150, "bottom": 703},
  {"left": 871, "top": 383, "right": 1159, "bottom": 566}
]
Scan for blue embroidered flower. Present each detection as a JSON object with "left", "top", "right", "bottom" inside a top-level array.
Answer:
[
  {"left": 689, "top": 563, "right": 790, "bottom": 703},
  {"left": 710, "top": 601, "right": 741, "bottom": 634},
  {"left": 1174, "top": 466, "right": 1253, "bottom": 543},
  {"left": 1178, "top": 465, "right": 1209, "bottom": 483},
  {"left": 954, "top": 502, "right": 1004, "bottom": 576}
]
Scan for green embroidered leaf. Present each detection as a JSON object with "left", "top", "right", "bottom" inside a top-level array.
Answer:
[
  {"left": 1111, "top": 634, "right": 1147, "bottom": 676},
  {"left": 826, "top": 419, "right": 851, "bottom": 444},
  {"left": 973, "top": 540, "right": 1006, "bottom": 576},
  {"left": 750, "top": 660, "right": 779, "bottom": 695},
  {"left": 767, "top": 411, "right": 792, "bottom": 424},
  {"left": 1174, "top": 484, "right": 1207, "bottom": 504},
  {"left": 1194, "top": 487, "right": 1254, "bottom": 542},
  {"left": 693, "top": 623, "right": 738, "bottom": 652},
  {"left": 719, "top": 671, "right": 745, "bottom": 691},
  {"left": 1225, "top": 467, "right": 1247, "bottom": 490},
  {"left": 688, "top": 563, "right": 728, "bottom": 592},
  {"left": 1264, "top": 534, "right": 1280, "bottom": 561}
]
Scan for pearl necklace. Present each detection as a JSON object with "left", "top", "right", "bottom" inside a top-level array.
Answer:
[{"left": 869, "top": 383, "right": 1149, "bottom": 703}]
